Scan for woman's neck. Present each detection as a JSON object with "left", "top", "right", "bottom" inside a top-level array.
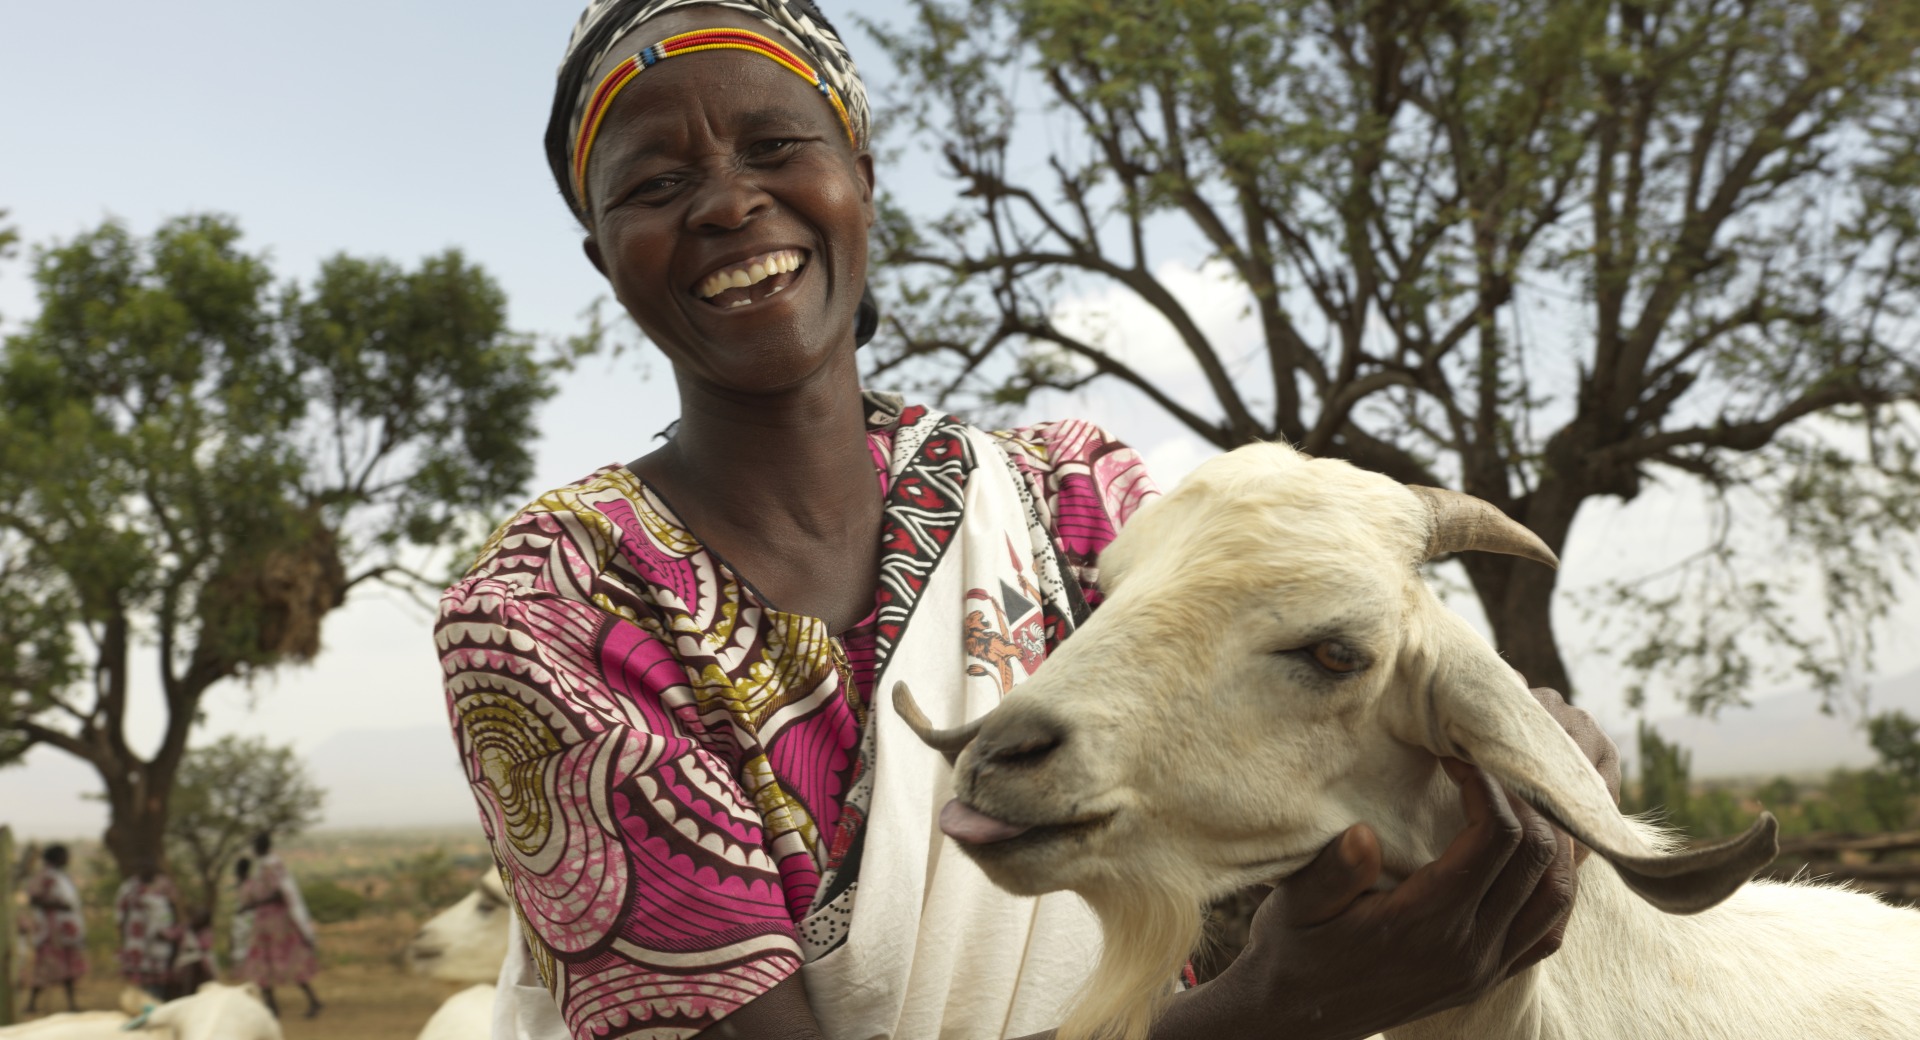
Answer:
[
  {"left": 631, "top": 363, "right": 885, "bottom": 629},
  {"left": 650, "top": 366, "right": 877, "bottom": 534}
]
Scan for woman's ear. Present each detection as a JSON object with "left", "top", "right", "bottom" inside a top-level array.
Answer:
[
  {"left": 584, "top": 236, "right": 608, "bottom": 277},
  {"left": 857, "top": 150, "right": 876, "bottom": 226}
]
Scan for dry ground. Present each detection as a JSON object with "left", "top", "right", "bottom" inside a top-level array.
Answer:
[{"left": 7, "top": 911, "right": 472, "bottom": 1039}]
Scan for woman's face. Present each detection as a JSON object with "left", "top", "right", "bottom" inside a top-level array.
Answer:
[{"left": 581, "top": 8, "right": 875, "bottom": 397}]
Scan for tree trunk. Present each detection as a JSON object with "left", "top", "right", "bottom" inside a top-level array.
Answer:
[
  {"left": 1485, "top": 571, "right": 1575, "bottom": 697},
  {"left": 102, "top": 762, "right": 173, "bottom": 880}
]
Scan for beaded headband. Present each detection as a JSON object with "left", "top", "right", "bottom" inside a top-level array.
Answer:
[{"left": 569, "top": 27, "right": 858, "bottom": 210}]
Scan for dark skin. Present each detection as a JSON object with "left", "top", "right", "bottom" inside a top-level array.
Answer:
[
  {"left": 575, "top": 9, "right": 1622, "bottom": 1037},
  {"left": 582, "top": 6, "right": 880, "bottom": 634}
]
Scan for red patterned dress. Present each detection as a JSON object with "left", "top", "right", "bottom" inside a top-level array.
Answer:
[
  {"left": 439, "top": 396, "right": 1156, "bottom": 1039},
  {"left": 26, "top": 865, "right": 89, "bottom": 986}
]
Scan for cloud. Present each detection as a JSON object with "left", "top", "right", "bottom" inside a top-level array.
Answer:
[{"left": 1048, "top": 259, "right": 1263, "bottom": 384}]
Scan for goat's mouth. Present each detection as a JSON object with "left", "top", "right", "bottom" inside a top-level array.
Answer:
[{"left": 940, "top": 797, "right": 1116, "bottom": 853}]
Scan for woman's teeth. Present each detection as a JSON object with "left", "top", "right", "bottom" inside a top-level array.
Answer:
[{"left": 697, "top": 249, "right": 806, "bottom": 302}]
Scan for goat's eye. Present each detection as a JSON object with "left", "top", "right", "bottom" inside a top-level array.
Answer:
[{"left": 1309, "top": 640, "right": 1362, "bottom": 674}]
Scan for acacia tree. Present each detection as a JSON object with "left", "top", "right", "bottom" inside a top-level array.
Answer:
[
  {"left": 166, "top": 735, "right": 325, "bottom": 916},
  {"left": 0, "top": 215, "right": 552, "bottom": 874},
  {"left": 869, "top": 0, "right": 1920, "bottom": 707}
]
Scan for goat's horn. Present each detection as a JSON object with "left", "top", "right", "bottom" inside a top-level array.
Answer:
[
  {"left": 1410, "top": 486, "right": 1560, "bottom": 569},
  {"left": 892, "top": 681, "right": 986, "bottom": 765}
]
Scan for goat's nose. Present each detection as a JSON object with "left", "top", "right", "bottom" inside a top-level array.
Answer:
[{"left": 972, "top": 714, "right": 1066, "bottom": 771}]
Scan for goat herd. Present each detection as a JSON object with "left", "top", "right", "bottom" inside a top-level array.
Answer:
[{"left": 8, "top": 445, "right": 1920, "bottom": 1039}]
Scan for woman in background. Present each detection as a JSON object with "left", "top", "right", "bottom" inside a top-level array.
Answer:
[
  {"left": 113, "top": 860, "right": 181, "bottom": 1000},
  {"left": 24, "top": 844, "right": 88, "bottom": 1013},
  {"left": 235, "top": 832, "right": 323, "bottom": 1018}
]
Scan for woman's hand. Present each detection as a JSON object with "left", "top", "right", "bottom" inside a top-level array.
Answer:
[
  {"left": 700, "top": 693, "right": 1623, "bottom": 1040},
  {"left": 1531, "top": 686, "right": 1621, "bottom": 802},
  {"left": 1157, "top": 689, "right": 1621, "bottom": 1040},
  {"left": 1219, "top": 763, "right": 1566, "bottom": 1039}
]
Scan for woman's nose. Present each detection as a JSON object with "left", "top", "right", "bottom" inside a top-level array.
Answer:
[{"left": 686, "top": 169, "right": 773, "bottom": 232}]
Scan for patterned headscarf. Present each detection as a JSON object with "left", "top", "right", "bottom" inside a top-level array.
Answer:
[{"left": 546, "top": 0, "right": 872, "bottom": 219}]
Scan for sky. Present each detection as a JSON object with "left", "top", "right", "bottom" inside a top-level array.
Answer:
[{"left": 3, "top": 1, "right": 1917, "bottom": 838}]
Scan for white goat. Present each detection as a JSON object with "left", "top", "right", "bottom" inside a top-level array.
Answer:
[
  {"left": 405, "top": 867, "right": 511, "bottom": 984},
  {"left": 415, "top": 982, "right": 496, "bottom": 1040},
  {"left": 897, "top": 442, "right": 1920, "bottom": 1040},
  {"left": 0, "top": 982, "right": 283, "bottom": 1040}
]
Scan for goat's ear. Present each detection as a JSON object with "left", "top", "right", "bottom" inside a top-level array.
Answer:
[{"left": 1390, "top": 614, "right": 1778, "bottom": 915}]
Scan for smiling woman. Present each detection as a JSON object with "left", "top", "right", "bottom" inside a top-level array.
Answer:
[{"left": 433, "top": 3, "right": 1619, "bottom": 1040}]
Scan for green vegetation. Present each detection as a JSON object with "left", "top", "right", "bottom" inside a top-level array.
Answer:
[
  {"left": 0, "top": 214, "right": 556, "bottom": 876},
  {"left": 873, "top": 0, "right": 1920, "bottom": 707},
  {"left": 1627, "top": 712, "right": 1920, "bottom": 840},
  {"left": 166, "top": 735, "right": 326, "bottom": 917},
  {"left": 382, "top": 848, "right": 467, "bottom": 917},
  {"left": 302, "top": 878, "right": 368, "bottom": 924}
]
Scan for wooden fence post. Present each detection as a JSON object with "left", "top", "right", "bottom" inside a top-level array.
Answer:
[{"left": 0, "top": 825, "right": 15, "bottom": 1026}]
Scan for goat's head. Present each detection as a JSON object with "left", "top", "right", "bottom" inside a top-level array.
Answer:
[
  {"left": 897, "top": 442, "right": 1776, "bottom": 1040},
  {"left": 405, "top": 867, "right": 513, "bottom": 983}
]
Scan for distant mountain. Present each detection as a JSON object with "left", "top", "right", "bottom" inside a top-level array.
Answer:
[{"left": 1625, "top": 667, "right": 1920, "bottom": 780}]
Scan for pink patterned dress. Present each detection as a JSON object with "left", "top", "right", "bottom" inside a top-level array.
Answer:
[
  {"left": 438, "top": 395, "right": 1156, "bottom": 1039},
  {"left": 236, "top": 856, "right": 318, "bottom": 987},
  {"left": 26, "top": 866, "right": 88, "bottom": 986}
]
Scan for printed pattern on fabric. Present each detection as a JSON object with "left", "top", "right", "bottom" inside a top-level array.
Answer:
[
  {"left": 237, "top": 860, "right": 319, "bottom": 987},
  {"left": 114, "top": 877, "right": 179, "bottom": 987},
  {"left": 439, "top": 396, "right": 1155, "bottom": 1039},
  {"left": 26, "top": 867, "right": 89, "bottom": 987}
]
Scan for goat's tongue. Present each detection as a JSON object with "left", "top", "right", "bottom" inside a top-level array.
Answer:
[{"left": 940, "top": 798, "right": 1031, "bottom": 844}]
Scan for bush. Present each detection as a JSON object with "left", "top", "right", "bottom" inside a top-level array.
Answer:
[
  {"left": 302, "top": 878, "right": 366, "bottom": 924},
  {"left": 386, "top": 849, "right": 464, "bottom": 915}
]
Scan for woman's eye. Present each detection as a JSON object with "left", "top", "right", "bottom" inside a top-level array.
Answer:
[
  {"left": 748, "top": 138, "right": 800, "bottom": 160},
  {"left": 632, "top": 176, "right": 678, "bottom": 197}
]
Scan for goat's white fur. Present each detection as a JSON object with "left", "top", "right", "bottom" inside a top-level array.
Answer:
[
  {"left": 0, "top": 982, "right": 282, "bottom": 1040},
  {"left": 415, "top": 983, "right": 496, "bottom": 1040},
  {"left": 919, "top": 443, "right": 1920, "bottom": 1040},
  {"left": 404, "top": 868, "right": 511, "bottom": 984}
]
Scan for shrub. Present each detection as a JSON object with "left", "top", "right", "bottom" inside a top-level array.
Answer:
[{"left": 302, "top": 878, "right": 366, "bottom": 924}]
